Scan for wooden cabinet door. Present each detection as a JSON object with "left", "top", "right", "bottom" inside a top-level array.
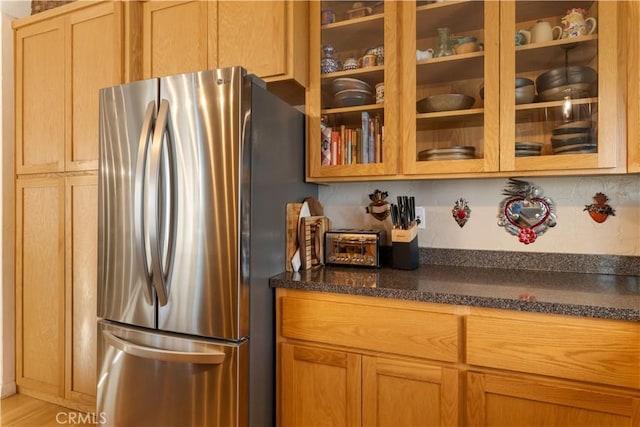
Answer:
[
  {"left": 280, "top": 343, "right": 362, "bottom": 427},
  {"left": 64, "top": 175, "right": 98, "bottom": 409},
  {"left": 67, "top": 2, "right": 123, "bottom": 172},
  {"left": 627, "top": 0, "right": 640, "bottom": 173},
  {"left": 16, "top": 177, "right": 65, "bottom": 397},
  {"left": 400, "top": 0, "right": 501, "bottom": 177},
  {"left": 15, "top": 17, "right": 65, "bottom": 174},
  {"left": 142, "top": 0, "right": 210, "bottom": 78},
  {"left": 217, "top": 1, "right": 287, "bottom": 78},
  {"left": 499, "top": 1, "right": 623, "bottom": 174},
  {"left": 306, "top": 1, "right": 400, "bottom": 181},
  {"left": 466, "top": 372, "right": 640, "bottom": 427},
  {"left": 362, "top": 356, "right": 460, "bottom": 427}
]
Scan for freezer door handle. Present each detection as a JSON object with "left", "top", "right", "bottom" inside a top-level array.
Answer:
[
  {"left": 133, "top": 101, "right": 156, "bottom": 305},
  {"left": 103, "top": 330, "right": 226, "bottom": 365},
  {"left": 149, "top": 99, "right": 176, "bottom": 307}
]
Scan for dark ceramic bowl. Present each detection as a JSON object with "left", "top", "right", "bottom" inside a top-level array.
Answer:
[
  {"left": 535, "top": 66, "right": 597, "bottom": 94},
  {"left": 417, "top": 94, "right": 475, "bottom": 113}
]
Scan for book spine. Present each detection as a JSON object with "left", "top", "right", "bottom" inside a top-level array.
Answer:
[
  {"left": 321, "top": 122, "right": 331, "bottom": 166},
  {"left": 330, "top": 130, "right": 339, "bottom": 166},
  {"left": 361, "top": 112, "right": 370, "bottom": 163}
]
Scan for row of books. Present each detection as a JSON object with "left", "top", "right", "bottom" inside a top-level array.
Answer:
[{"left": 321, "top": 112, "right": 383, "bottom": 166}]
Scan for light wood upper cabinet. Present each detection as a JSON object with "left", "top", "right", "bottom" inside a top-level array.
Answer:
[
  {"left": 141, "top": 0, "right": 308, "bottom": 103},
  {"left": 142, "top": 1, "right": 210, "bottom": 78},
  {"left": 67, "top": 3, "right": 124, "bottom": 172},
  {"left": 498, "top": 0, "right": 624, "bottom": 175},
  {"left": 14, "top": 2, "right": 124, "bottom": 174},
  {"left": 401, "top": 0, "right": 501, "bottom": 176},
  {"left": 306, "top": 1, "right": 400, "bottom": 181},
  {"left": 218, "top": 1, "right": 304, "bottom": 83},
  {"left": 15, "top": 17, "right": 65, "bottom": 174},
  {"left": 308, "top": 0, "right": 630, "bottom": 181},
  {"left": 627, "top": 0, "right": 640, "bottom": 173},
  {"left": 404, "top": 0, "right": 625, "bottom": 176}
]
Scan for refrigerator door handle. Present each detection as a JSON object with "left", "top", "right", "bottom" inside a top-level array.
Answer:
[
  {"left": 102, "top": 330, "right": 226, "bottom": 365},
  {"left": 133, "top": 101, "right": 156, "bottom": 305},
  {"left": 149, "top": 99, "right": 176, "bottom": 306}
]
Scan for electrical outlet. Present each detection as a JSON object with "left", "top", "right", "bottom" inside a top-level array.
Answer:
[{"left": 416, "top": 206, "right": 426, "bottom": 229}]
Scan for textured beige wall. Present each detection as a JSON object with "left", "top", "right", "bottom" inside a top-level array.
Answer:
[{"left": 319, "top": 175, "right": 640, "bottom": 256}]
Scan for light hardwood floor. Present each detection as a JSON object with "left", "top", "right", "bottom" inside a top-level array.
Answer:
[{"left": 0, "top": 394, "right": 93, "bottom": 427}]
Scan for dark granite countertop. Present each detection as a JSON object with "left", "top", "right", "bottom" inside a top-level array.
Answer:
[{"left": 270, "top": 264, "right": 640, "bottom": 321}]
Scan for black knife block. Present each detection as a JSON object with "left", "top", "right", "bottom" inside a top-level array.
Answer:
[{"left": 391, "top": 225, "right": 419, "bottom": 270}]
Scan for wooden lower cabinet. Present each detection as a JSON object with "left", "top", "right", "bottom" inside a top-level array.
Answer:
[
  {"left": 15, "top": 175, "right": 98, "bottom": 412},
  {"left": 65, "top": 175, "right": 98, "bottom": 408},
  {"left": 277, "top": 289, "right": 462, "bottom": 426},
  {"left": 362, "top": 356, "right": 460, "bottom": 426},
  {"left": 466, "top": 371, "right": 640, "bottom": 427},
  {"left": 16, "top": 177, "right": 65, "bottom": 398},
  {"left": 281, "top": 343, "right": 361, "bottom": 427},
  {"left": 280, "top": 342, "right": 459, "bottom": 427},
  {"left": 277, "top": 289, "right": 640, "bottom": 426}
]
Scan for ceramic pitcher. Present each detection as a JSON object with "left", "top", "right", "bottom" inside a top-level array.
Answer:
[{"left": 519, "top": 20, "right": 562, "bottom": 44}]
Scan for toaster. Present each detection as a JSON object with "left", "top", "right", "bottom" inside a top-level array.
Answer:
[{"left": 324, "top": 229, "right": 383, "bottom": 268}]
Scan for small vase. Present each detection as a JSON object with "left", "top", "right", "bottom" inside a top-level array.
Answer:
[
  {"left": 321, "top": 44, "right": 339, "bottom": 74},
  {"left": 435, "top": 27, "right": 455, "bottom": 57}
]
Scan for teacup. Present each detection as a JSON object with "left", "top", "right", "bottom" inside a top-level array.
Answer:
[{"left": 359, "top": 54, "right": 377, "bottom": 68}]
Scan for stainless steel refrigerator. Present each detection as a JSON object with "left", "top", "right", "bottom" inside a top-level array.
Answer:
[{"left": 96, "top": 66, "right": 316, "bottom": 426}]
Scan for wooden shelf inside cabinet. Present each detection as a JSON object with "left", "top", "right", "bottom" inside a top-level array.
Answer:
[
  {"left": 321, "top": 104, "right": 384, "bottom": 122},
  {"left": 321, "top": 13, "right": 384, "bottom": 53},
  {"left": 515, "top": 36, "right": 598, "bottom": 74},
  {"left": 413, "top": 158, "right": 487, "bottom": 174},
  {"left": 416, "top": 53, "right": 484, "bottom": 85},
  {"left": 321, "top": 67, "right": 385, "bottom": 90},
  {"left": 416, "top": 108, "right": 484, "bottom": 131},
  {"left": 514, "top": 153, "right": 599, "bottom": 170},
  {"left": 416, "top": 0, "right": 485, "bottom": 38},
  {"left": 515, "top": 97, "right": 597, "bottom": 112}
]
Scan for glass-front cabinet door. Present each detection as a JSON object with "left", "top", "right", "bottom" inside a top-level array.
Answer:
[
  {"left": 306, "top": 1, "right": 399, "bottom": 181},
  {"left": 500, "top": 0, "right": 622, "bottom": 173},
  {"left": 401, "top": 0, "right": 500, "bottom": 176}
]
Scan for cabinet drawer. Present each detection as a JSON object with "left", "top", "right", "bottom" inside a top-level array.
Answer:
[
  {"left": 466, "top": 312, "right": 640, "bottom": 389},
  {"left": 281, "top": 296, "right": 459, "bottom": 362}
]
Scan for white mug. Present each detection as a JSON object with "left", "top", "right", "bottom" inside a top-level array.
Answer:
[{"left": 416, "top": 48, "right": 434, "bottom": 61}]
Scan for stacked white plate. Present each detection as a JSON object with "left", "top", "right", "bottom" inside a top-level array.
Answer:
[
  {"left": 418, "top": 146, "right": 476, "bottom": 161},
  {"left": 515, "top": 141, "right": 543, "bottom": 157},
  {"left": 551, "top": 120, "right": 596, "bottom": 154}
]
